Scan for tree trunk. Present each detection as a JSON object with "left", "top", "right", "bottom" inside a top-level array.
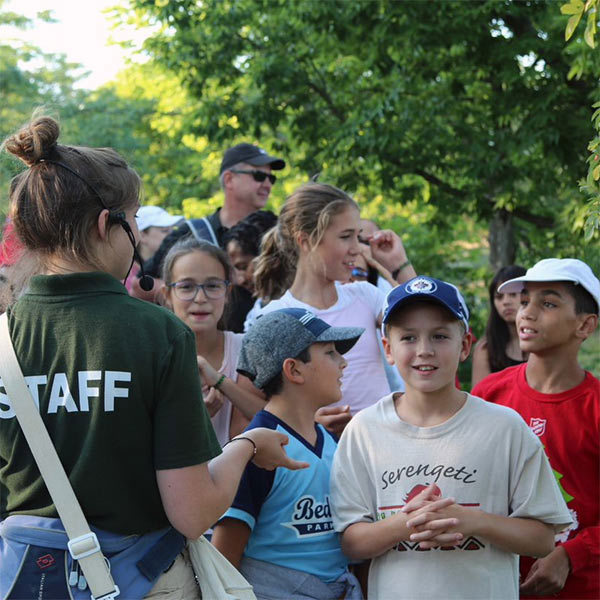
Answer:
[{"left": 489, "top": 209, "right": 516, "bottom": 271}]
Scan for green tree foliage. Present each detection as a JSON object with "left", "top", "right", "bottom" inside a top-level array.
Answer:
[
  {"left": 124, "top": 0, "right": 598, "bottom": 275},
  {"left": 0, "top": 2, "right": 83, "bottom": 213},
  {"left": 560, "top": 0, "right": 600, "bottom": 239}
]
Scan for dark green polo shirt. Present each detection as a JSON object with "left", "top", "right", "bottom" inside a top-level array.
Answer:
[{"left": 0, "top": 272, "right": 220, "bottom": 534}]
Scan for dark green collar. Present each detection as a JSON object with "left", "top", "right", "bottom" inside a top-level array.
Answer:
[{"left": 27, "top": 272, "right": 127, "bottom": 297}]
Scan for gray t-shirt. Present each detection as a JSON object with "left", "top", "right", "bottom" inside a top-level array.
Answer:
[{"left": 331, "top": 393, "right": 572, "bottom": 600}]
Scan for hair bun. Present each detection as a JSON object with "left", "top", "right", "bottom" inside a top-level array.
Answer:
[{"left": 4, "top": 116, "right": 60, "bottom": 167}]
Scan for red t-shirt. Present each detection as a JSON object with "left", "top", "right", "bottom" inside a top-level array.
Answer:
[{"left": 473, "top": 364, "right": 599, "bottom": 599}]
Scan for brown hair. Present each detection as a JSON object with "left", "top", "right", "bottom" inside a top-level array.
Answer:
[
  {"left": 3, "top": 115, "right": 141, "bottom": 268},
  {"left": 161, "top": 237, "right": 233, "bottom": 285},
  {"left": 253, "top": 183, "right": 359, "bottom": 301}
]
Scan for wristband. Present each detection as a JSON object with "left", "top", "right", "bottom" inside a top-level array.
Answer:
[
  {"left": 392, "top": 259, "right": 412, "bottom": 279},
  {"left": 223, "top": 436, "right": 257, "bottom": 457},
  {"left": 213, "top": 374, "right": 226, "bottom": 390}
]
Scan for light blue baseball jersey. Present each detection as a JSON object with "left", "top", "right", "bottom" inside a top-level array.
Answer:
[{"left": 221, "top": 410, "right": 348, "bottom": 582}]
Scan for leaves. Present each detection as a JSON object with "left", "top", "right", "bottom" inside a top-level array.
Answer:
[
  {"left": 566, "top": 13, "right": 584, "bottom": 40},
  {"left": 561, "top": 0, "right": 584, "bottom": 16},
  {"left": 562, "top": 0, "right": 598, "bottom": 46}
]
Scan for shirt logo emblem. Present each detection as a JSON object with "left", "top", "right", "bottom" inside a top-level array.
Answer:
[
  {"left": 284, "top": 495, "right": 333, "bottom": 538},
  {"left": 529, "top": 418, "right": 546, "bottom": 437},
  {"left": 36, "top": 554, "right": 56, "bottom": 570}
]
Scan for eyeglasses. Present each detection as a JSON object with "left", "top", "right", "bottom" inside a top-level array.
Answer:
[
  {"left": 167, "top": 279, "right": 230, "bottom": 301},
  {"left": 230, "top": 169, "right": 277, "bottom": 185}
]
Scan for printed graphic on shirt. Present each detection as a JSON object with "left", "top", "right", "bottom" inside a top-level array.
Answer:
[
  {"left": 283, "top": 495, "right": 334, "bottom": 537},
  {"left": 0, "top": 371, "right": 132, "bottom": 418},
  {"left": 377, "top": 484, "right": 485, "bottom": 553},
  {"left": 552, "top": 467, "right": 578, "bottom": 543},
  {"left": 380, "top": 462, "right": 478, "bottom": 490},
  {"left": 525, "top": 420, "right": 580, "bottom": 545},
  {"left": 395, "top": 536, "right": 486, "bottom": 553},
  {"left": 529, "top": 417, "right": 547, "bottom": 437}
]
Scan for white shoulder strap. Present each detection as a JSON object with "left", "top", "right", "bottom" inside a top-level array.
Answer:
[
  {"left": 0, "top": 312, "right": 119, "bottom": 600},
  {"left": 201, "top": 217, "right": 220, "bottom": 246},
  {"left": 186, "top": 217, "right": 219, "bottom": 246}
]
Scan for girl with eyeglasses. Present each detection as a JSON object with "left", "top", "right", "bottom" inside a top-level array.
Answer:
[
  {"left": 162, "top": 237, "right": 266, "bottom": 446},
  {"left": 250, "top": 182, "right": 416, "bottom": 434}
]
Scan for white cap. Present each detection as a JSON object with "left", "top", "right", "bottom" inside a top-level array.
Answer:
[
  {"left": 136, "top": 206, "right": 184, "bottom": 231},
  {"left": 498, "top": 258, "right": 600, "bottom": 314}
]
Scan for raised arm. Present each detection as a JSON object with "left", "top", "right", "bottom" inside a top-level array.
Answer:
[
  {"left": 197, "top": 355, "right": 266, "bottom": 420},
  {"left": 157, "top": 429, "right": 308, "bottom": 539},
  {"left": 368, "top": 230, "right": 417, "bottom": 284}
]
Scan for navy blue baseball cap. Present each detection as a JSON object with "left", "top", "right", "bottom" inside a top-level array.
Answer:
[
  {"left": 237, "top": 308, "right": 364, "bottom": 389},
  {"left": 382, "top": 276, "right": 469, "bottom": 331}
]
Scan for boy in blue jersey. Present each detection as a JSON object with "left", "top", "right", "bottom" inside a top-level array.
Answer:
[{"left": 212, "top": 308, "right": 364, "bottom": 600}]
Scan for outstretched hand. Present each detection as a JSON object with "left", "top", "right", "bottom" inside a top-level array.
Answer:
[
  {"left": 315, "top": 405, "right": 352, "bottom": 435},
  {"left": 243, "top": 428, "right": 310, "bottom": 471}
]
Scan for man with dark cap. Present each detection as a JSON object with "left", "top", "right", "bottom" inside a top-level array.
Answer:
[
  {"left": 137, "top": 143, "right": 285, "bottom": 331},
  {"left": 196, "top": 143, "right": 285, "bottom": 248}
]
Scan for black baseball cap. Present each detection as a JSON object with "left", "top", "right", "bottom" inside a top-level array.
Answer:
[{"left": 220, "top": 143, "right": 286, "bottom": 173}]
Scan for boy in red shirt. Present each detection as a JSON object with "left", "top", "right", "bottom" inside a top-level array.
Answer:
[{"left": 473, "top": 258, "right": 599, "bottom": 599}]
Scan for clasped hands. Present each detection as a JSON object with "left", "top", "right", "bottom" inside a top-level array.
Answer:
[{"left": 401, "top": 483, "right": 472, "bottom": 549}]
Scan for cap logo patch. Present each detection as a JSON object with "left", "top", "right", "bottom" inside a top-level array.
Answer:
[
  {"left": 406, "top": 278, "right": 437, "bottom": 294},
  {"left": 259, "top": 148, "right": 266, "bottom": 154}
]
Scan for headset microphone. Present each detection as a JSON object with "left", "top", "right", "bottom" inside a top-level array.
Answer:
[
  {"left": 138, "top": 268, "right": 155, "bottom": 292},
  {"left": 113, "top": 213, "right": 155, "bottom": 292}
]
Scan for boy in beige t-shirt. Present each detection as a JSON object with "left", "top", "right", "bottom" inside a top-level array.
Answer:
[{"left": 330, "top": 276, "right": 572, "bottom": 599}]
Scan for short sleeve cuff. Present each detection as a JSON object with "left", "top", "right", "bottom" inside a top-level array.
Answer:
[{"left": 220, "top": 507, "right": 255, "bottom": 530}]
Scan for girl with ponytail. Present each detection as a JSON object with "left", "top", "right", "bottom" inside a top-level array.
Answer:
[{"left": 250, "top": 182, "right": 416, "bottom": 432}]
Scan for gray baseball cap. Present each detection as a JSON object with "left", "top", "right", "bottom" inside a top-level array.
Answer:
[{"left": 237, "top": 308, "right": 364, "bottom": 389}]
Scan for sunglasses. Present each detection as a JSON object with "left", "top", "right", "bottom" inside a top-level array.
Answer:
[{"left": 230, "top": 169, "right": 277, "bottom": 185}]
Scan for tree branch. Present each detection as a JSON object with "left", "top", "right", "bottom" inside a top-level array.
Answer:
[
  {"left": 387, "top": 156, "right": 468, "bottom": 198},
  {"left": 306, "top": 81, "right": 345, "bottom": 123},
  {"left": 512, "top": 208, "right": 554, "bottom": 228}
]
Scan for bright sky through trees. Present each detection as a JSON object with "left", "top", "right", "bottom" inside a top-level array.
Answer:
[{"left": 0, "top": 0, "right": 144, "bottom": 89}]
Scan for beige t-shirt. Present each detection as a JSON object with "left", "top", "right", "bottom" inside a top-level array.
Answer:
[{"left": 330, "top": 393, "right": 572, "bottom": 600}]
